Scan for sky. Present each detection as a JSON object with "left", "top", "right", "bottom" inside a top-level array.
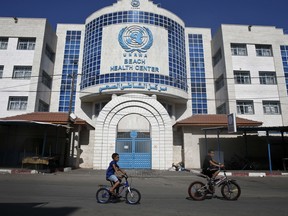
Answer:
[{"left": 1, "top": 0, "right": 287, "bottom": 34}]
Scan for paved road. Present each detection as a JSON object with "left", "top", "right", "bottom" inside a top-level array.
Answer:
[{"left": 0, "top": 169, "right": 287, "bottom": 216}]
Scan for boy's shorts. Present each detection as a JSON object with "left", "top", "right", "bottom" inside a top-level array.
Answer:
[
  {"left": 202, "top": 168, "right": 217, "bottom": 178},
  {"left": 108, "top": 174, "right": 118, "bottom": 182}
]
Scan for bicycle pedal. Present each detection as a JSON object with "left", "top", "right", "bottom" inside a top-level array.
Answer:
[{"left": 109, "top": 191, "right": 117, "bottom": 196}]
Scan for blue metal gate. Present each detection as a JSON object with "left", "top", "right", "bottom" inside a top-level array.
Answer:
[{"left": 116, "top": 131, "right": 151, "bottom": 169}]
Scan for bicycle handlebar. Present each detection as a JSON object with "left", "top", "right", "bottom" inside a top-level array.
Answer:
[{"left": 121, "top": 174, "right": 128, "bottom": 179}]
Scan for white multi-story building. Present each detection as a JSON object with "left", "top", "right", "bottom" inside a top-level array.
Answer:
[
  {"left": 0, "top": 18, "right": 57, "bottom": 116},
  {"left": 0, "top": 0, "right": 288, "bottom": 170},
  {"left": 212, "top": 24, "right": 288, "bottom": 126}
]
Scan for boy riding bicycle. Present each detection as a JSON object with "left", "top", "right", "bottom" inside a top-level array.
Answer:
[
  {"left": 106, "top": 153, "right": 126, "bottom": 195},
  {"left": 202, "top": 149, "right": 224, "bottom": 180}
]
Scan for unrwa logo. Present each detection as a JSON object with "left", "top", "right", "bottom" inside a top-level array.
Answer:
[
  {"left": 118, "top": 25, "right": 153, "bottom": 53},
  {"left": 131, "top": 0, "right": 140, "bottom": 7}
]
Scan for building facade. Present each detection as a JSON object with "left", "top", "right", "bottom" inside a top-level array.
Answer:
[
  {"left": 0, "top": 18, "right": 56, "bottom": 116},
  {"left": 1, "top": 0, "right": 288, "bottom": 170},
  {"left": 212, "top": 25, "right": 288, "bottom": 126}
]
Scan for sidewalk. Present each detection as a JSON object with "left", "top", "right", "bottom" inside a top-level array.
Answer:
[
  {"left": 0, "top": 167, "right": 72, "bottom": 175},
  {"left": 0, "top": 167, "right": 287, "bottom": 177}
]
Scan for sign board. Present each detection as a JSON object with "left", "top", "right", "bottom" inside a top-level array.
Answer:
[
  {"left": 101, "top": 24, "right": 169, "bottom": 76},
  {"left": 227, "top": 113, "right": 237, "bottom": 133}
]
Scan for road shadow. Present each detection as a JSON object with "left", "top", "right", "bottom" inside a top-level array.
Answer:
[
  {"left": 0, "top": 203, "right": 79, "bottom": 216},
  {"left": 105, "top": 197, "right": 141, "bottom": 205},
  {"left": 186, "top": 195, "right": 226, "bottom": 201}
]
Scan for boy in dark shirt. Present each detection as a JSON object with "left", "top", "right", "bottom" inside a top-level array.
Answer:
[
  {"left": 106, "top": 153, "right": 126, "bottom": 195},
  {"left": 202, "top": 150, "right": 224, "bottom": 179}
]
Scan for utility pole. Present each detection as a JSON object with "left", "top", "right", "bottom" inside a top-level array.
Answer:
[
  {"left": 64, "top": 60, "right": 78, "bottom": 167},
  {"left": 68, "top": 73, "right": 75, "bottom": 119}
]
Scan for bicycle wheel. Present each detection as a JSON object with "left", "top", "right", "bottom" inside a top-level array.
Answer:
[
  {"left": 188, "top": 181, "right": 207, "bottom": 201},
  {"left": 96, "top": 188, "right": 111, "bottom": 204},
  {"left": 125, "top": 188, "right": 141, "bottom": 204},
  {"left": 221, "top": 181, "right": 241, "bottom": 200}
]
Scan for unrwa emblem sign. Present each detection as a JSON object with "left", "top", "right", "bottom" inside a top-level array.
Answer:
[
  {"left": 118, "top": 25, "right": 153, "bottom": 53},
  {"left": 131, "top": 0, "right": 140, "bottom": 7}
]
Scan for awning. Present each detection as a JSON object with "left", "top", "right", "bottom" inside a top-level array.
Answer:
[
  {"left": 0, "top": 112, "right": 95, "bottom": 130},
  {"left": 0, "top": 120, "right": 69, "bottom": 128}
]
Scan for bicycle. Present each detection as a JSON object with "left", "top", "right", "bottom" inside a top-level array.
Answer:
[
  {"left": 188, "top": 169, "right": 241, "bottom": 201},
  {"left": 96, "top": 174, "right": 141, "bottom": 204}
]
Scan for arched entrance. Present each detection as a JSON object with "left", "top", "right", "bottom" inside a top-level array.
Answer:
[{"left": 93, "top": 93, "right": 173, "bottom": 170}]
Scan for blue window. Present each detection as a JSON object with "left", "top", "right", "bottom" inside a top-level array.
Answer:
[
  {"left": 280, "top": 45, "right": 288, "bottom": 95},
  {"left": 189, "top": 34, "right": 208, "bottom": 114},
  {"left": 58, "top": 31, "right": 81, "bottom": 112}
]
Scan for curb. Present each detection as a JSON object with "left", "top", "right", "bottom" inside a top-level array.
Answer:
[
  {"left": 0, "top": 169, "right": 41, "bottom": 174},
  {"left": 0, "top": 167, "right": 73, "bottom": 175},
  {"left": 222, "top": 171, "right": 287, "bottom": 177},
  {"left": 190, "top": 169, "right": 288, "bottom": 177}
]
